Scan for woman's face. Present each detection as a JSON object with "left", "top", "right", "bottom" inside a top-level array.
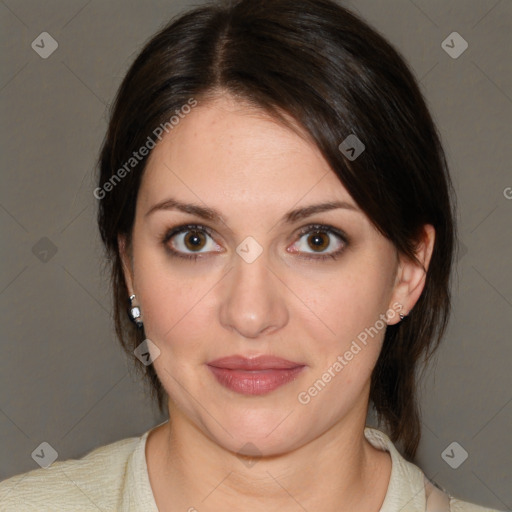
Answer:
[{"left": 121, "top": 94, "right": 422, "bottom": 456}]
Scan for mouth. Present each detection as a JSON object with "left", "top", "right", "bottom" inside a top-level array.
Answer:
[{"left": 206, "top": 355, "right": 306, "bottom": 395}]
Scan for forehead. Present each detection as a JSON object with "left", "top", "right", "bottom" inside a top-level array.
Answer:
[{"left": 138, "top": 96, "right": 356, "bottom": 217}]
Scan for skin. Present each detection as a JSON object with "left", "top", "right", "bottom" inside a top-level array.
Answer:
[{"left": 119, "top": 93, "right": 435, "bottom": 512}]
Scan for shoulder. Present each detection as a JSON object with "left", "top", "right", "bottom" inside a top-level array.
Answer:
[
  {"left": 0, "top": 435, "right": 140, "bottom": 512},
  {"left": 449, "top": 497, "right": 506, "bottom": 512},
  {"left": 364, "top": 427, "right": 504, "bottom": 512},
  {"left": 424, "top": 473, "right": 503, "bottom": 512},
  {"left": 428, "top": 480, "right": 504, "bottom": 511}
]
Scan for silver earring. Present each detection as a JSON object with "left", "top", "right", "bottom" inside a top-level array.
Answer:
[
  {"left": 399, "top": 312, "right": 408, "bottom": 321},
  {"left": 129, "top": 294, "right": 143, "bottom": 328}
]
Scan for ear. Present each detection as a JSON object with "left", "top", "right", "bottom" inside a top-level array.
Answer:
[
  {"left": 118, "top": 234, "right": 135, "bottom": 296},
  {"left": 386, "top": 224, "right": 435, "bottom": 325}
]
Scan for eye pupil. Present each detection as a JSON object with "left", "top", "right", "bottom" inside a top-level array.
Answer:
[{"left": 308, "top": 232, "right": 329, "bottom": 252}]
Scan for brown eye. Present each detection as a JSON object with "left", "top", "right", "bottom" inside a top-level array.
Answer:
[
  {"left": 163, "top": 224, "right": 222, "bottom": 260},
  {"left": 290, "top": 224, "right": 347, "bottom": 261},
  {"left": 184, "top": 230, "right": 207, "bottom": 251},
  {"left": 307, "top": 232, "right": 330, "bottom": 252}
]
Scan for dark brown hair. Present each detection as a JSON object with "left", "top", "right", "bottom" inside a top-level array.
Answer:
[{"left": 97, "top": 0, "right": 457, "bottom": 460}]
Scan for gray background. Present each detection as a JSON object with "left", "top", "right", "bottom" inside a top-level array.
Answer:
[{"left": 0, "top": 0, "right": 510, "bottom": 509}]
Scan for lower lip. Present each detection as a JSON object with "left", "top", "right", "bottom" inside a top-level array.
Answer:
[{"left": 207, "top": 366, "right": 305, "bottom": 395}]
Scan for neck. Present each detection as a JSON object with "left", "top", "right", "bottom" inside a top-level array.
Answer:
[{"left": 146, "top": 403, "right": 391, "bottom": 512}]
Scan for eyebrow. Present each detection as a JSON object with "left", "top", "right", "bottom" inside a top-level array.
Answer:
[{"left": 144, "top": 197, "right": 361, "bottom": 224}]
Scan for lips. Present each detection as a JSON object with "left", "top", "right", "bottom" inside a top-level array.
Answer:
[{"left": 207, "top": 355, "right": 305, "bottom": 395}]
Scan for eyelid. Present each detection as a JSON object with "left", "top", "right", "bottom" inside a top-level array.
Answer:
[
  {"left": 162, "top": 223, "right": 215, "bottom": 243},
  {"left": 289, "top": 224, "right": 348, "bottom": 260},
  {"left": 161, "top": 223, "right": 349, "bottom": 261},
  {"left": 294, "top": 224, "right": 349, "bottom": 244},
  {"left": 162, "top": 224, "right": 222, "bottom": 257}
]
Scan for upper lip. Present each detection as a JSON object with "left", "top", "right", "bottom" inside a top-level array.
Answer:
[{"left": 207, "top": 355, "right": 304, "bottom": 370}]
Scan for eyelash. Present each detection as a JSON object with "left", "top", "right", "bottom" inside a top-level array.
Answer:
[{"left": 161, "top": 223, "right": 349, "bottom": 262}]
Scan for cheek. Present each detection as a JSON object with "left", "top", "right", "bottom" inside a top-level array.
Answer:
[
  {"left": 301, "top": 266, "right": 390, "bottom": 350},
  {"left": 138, "top": 277, "right": 213, "bottom": 353},
  {"left": 131, "top": 247, "right": 211, "bottom": 349},
  {"left": 295, "top": 276, "right": 388, "bottom": 414},
  {"left": 293, "top": 268, "right": 392, "bottom": 413}
]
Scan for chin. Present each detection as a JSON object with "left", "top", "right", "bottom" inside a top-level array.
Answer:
[{"left": 203, "top": 406, "right": 310, "bottom": 457}]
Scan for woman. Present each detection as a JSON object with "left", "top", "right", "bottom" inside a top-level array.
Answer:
[{"left": 0, "top": 0, "right": 502, "bottom": 510}]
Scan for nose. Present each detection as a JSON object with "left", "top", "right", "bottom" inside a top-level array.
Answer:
[{"left": 219, "top": 247, "right": 289, "bottom": 339}]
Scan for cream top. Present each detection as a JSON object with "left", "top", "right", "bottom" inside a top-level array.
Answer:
[{"left": 0, "top": 422, "right": 501, "bottom": 511}]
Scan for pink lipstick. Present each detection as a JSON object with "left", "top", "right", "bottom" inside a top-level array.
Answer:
[{"left": 207, "top": 355, "right": 305, "bottom": 395}]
